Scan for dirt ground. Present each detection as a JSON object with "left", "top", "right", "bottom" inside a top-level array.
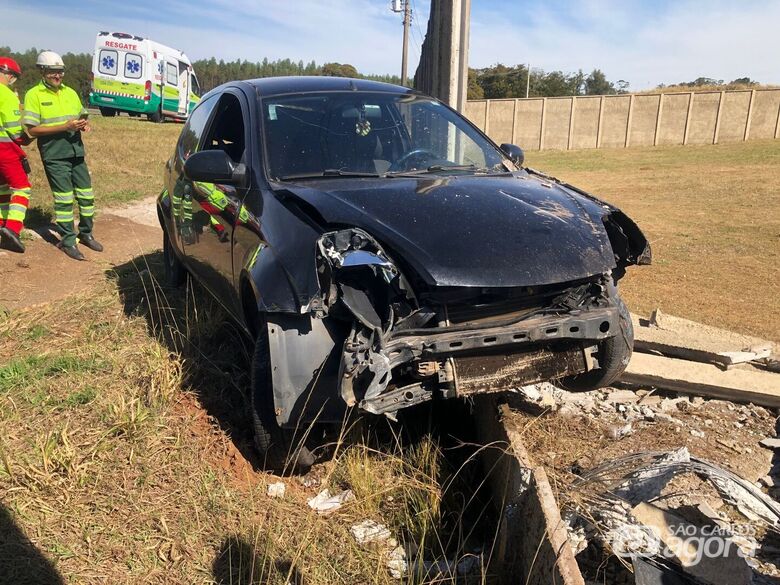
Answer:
[{"left": 0, "top": 197, "right": 161, "bottom": 312}]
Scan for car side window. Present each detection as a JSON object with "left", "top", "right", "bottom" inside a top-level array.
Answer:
[
  {"left": 177, "top": 95, "right": 219, "bottom": 160},
  {"left": 204, "top": 94, "right": 246, "bottom": 164}
]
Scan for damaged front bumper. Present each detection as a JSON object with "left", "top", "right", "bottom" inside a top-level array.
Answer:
[{"left": 343, "top": 305, "right": 619, "bottom": 415}]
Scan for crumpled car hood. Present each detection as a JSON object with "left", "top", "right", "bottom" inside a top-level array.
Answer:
[{"left": 277, "top": 172, "right": 618, "bottom": 288}]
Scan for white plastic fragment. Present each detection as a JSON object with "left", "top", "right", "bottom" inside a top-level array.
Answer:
[
  {"left": 266, "top": 482, "right": 286, "bottom": 498},
  {"left": 350, "top": 519, "right": 391, "bottom": 545},
  {"left": 307, "top": 488, "right": 355, "bottom": 514}
]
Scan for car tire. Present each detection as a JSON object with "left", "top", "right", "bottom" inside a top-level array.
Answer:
[
  {"left": 148, "top": 109, "right": 164, "bottom": 123},
  {"left": 99, "top": 107, "right": 116, "bottom": 117},
  {"left": 250, "top": 317, "right": 315, "bottom": 475},
  {"left": 559, "top": 292, "right": 633, "bottom": 392},
  {"left": 163, "top": 230, "right": 187, "bottom": 287}
]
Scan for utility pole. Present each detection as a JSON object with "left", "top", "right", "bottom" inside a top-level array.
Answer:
[
  {"left": 401, "top": 0, "right": 411, "bottom": 86},
  {"left": 526, "top": 63, "right": 531, "bottom": 98}
]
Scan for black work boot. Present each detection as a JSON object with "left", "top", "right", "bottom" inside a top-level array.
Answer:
[
  {"left": 58, "top": 242, "right": 85, "bottom": 261},
  {"left": 0, "top": 226, "right": 25, "bottom": 253},
  {"left": 78, "top": 234, "right": 104, "bottom": 252}
]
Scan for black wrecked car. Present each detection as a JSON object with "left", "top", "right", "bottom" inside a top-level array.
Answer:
[{"left": 157, "top": 77, "right": 650, "bottom": 469}]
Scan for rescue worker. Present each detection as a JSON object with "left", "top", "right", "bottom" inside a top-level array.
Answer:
[
  {"left": 23, "top": 51, "right": 102, "bottom": 261},
  {"left": 0, "top": 57, "right": 32, "bottom": 253}
]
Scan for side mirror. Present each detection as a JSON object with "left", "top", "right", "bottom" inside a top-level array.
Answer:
[
  {"left": 500, "top": 143, "right": 524, "bottom": 168},
  {"left": 183, "top": 150, "right": 247, "bottom": 186}
]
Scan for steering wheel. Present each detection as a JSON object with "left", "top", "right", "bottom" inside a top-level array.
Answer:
[{"left": 388, "top": 148, "right": 439, "bottom": 172}]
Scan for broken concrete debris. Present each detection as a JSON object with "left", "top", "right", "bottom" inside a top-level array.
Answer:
[
  {"left": 759, "top": 438, "right": 780, "bottom": 450},
  {"left": 633, "top": 310, "right": 777, "bottom": 368},
  {"left": 563, "top": 448, "right": 780, "bottom": 584},
  {"left": 306, "top": 488, "right": 355, "bottom": 515},
  {"left": 350, "top": 519, "right": 391, "bottom": 545},
  {"left": 266, "top": 482, "right": 286, "bottom": 498}
]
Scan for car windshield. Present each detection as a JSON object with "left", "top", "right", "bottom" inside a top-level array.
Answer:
[{"left": 261, "top": 92, "right": 508, "bottom": 180}]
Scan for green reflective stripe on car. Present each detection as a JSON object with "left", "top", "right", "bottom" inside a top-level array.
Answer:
[{"left": 92, "top": 78, "right": 147, "bottom": 98}]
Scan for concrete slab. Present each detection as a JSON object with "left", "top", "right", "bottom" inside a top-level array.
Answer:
[
  {"left": 621, "top": 353, "right": 780, "bottom": 408},
  {"left": 632, "top": 502, "right": 752, "bottom": 585},
  {"left": 631, "top": 311, "right": 776, "bottom": 367}
]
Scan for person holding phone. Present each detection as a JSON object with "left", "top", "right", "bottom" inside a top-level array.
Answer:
[
  {"left": 0, "top": 56, "right": 32, "bottom": 253},
  {"left": 23, "top": 51, "right": 102, "bottom": 261}
]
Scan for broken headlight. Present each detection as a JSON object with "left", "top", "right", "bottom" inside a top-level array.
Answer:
[{"left": 316, "top": 228, "right": 416, "bottom": 329}]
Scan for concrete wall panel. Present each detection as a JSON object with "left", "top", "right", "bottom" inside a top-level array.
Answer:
[
  {"left": 600, "top": 96, "right": 630, "bottom": 148},
  {"left": 466, "top": 88, "right": 780, "bottom": 151},
  {"left": 464, "top": 100, "right": 487, "bottom": 132},
  {"left": 688, "top": 92, "right": 720, "bottom": 144},
  {"left": 630, "top": 94, "right": 660, "bottom": 146},
  {"left": 657, "top": 93, "right": 689, "bottom": 145},
  {"left": 749, "top": 90, "right": 780, "bottom": 139},
  {"left": 514, "top": 99, "right": 544, "bottom": 150},
  {"left": 571, "top": 96, "right": 600, "bottom": 150},
  {"left": 487, "top": 99, "right": 515, "bottom": 145},
  {"left": 542, "top": 98, "right": 572, "bottom": 150},
  {"left": 719, "top": 91, "right": 751, "bottom": 142}
]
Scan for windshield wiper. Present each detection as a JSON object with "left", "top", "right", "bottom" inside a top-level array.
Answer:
[
  {"left": 386, "top": 164, "right": 482, "bottom": 177},
  {"left": 279, "top": 169, "right": 382, "bottom": 181}
]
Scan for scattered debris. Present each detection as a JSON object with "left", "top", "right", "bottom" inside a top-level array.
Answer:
[
  {"left": 307, "top": 489, "right": 355, "bottom": 515},
  {"left": 350, "top": 519, "right": 391, "bottom": 545},
  {"left": 759, "top": 438, "right": 780, "bottom": 450},
  {"left": 266, "top": 482, "right": 286, "bottom": 498},
  {"left": 562, "top": 448, "right": 780, "bottom": 584},
  {"left": 386, "top": 545, "right": 408, "bottom": 579}
]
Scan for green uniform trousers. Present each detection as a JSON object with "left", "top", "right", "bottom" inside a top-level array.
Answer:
[{"left": 43, "top": 157, "right": 94, "bottom": 247}]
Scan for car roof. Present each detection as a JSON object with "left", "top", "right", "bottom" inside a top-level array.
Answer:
[{"left": 212, "top": 76, "right": 420, "bottom": 99}]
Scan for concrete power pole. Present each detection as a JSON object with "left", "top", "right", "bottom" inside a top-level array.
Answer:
[
  {"left": 411, "top": 0, "right": 471, "bottom": 112},
  {"left": 401, "top": 0, "right": 411, "bottom": 86}
]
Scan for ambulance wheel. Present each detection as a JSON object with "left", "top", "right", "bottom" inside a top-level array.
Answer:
[
  {"left": 148, "top": 109, "right": 164, "bottom": 123},
  {"left": 99, "top": 107, "right": 116, "bottom": 117}
]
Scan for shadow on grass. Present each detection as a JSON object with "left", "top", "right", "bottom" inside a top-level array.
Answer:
[
  {"left": 0, "top": 504, "right": 63, "bottom": 585},
  {"left": 109, "top": 251, "right": 262, "bottom": 471},
  {"left": 212, "top": 535, "right": 303, "bottom": 585}
]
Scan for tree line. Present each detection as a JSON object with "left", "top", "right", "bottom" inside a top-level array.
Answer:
[{"left": 0, "top": 46, "right": 403, "bottom": 101}]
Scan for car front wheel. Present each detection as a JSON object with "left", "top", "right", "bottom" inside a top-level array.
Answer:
[
  {"left": 163, "top": 230, "right": 187, "bottom": 287},
  {"left": 559, "top": 292, "right": 633, "bottom": 392},
  {"left": 250, "top": 317, "right": 315, "bottom": 474}
]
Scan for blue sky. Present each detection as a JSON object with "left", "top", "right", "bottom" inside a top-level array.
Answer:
[{"left": 3, "top": 0, "right": 779, "bottom": 90}]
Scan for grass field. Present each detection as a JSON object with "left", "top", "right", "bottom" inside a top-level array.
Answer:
[
  {"left": 0, "top": 256, "right": 496, "bottom": 584},
  {"left": 526, "top": 139, "right": 780, "bottom": 341}
]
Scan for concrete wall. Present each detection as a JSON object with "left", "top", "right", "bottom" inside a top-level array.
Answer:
[
  {"left": 466, "top": 89, "right": 780, "bottom": 151},
  {"left": 475, "top": 399, "right": 585, "bottom": 585}
]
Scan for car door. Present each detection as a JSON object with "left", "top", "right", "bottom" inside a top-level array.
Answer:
[
  {"left": 162, "top": 60, "right": 180, "bottom": 117},
  {"left": 183, "top": 89, "right": 251, "bottom": 319},
  {"left": 168, "top": 94, "right": 219, "bottom": 252}
]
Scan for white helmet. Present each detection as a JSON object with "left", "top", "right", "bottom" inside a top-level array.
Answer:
[{"left": 37, "top": 51, "right": 65, "bottom": 71}]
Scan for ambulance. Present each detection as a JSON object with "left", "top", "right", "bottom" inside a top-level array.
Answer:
[{"left": 89, "top": 31, "right": 201, "bottom": 122}]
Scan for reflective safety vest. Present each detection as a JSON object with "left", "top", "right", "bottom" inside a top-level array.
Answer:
[
  {"left": 0, "top": 83, "right": 25, "bottom": 154},
  {"left": 23, "top": 81, "right": 88, "bottom": 161}
]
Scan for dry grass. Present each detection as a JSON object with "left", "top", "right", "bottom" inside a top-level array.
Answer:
[
  {"left": 526, "top": 139, "right": 780, "bottom": 341},
  {"left": 24, "top": 116, "right": 181, "bottom": 224},
  {"left": 0, "top": 255, "right": 498, "bottom": 584}
]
